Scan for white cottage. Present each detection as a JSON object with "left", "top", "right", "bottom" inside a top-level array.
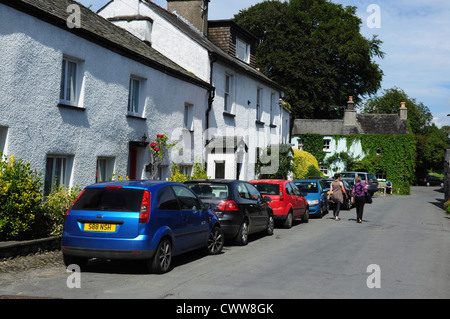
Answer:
[
  {"left": 291, "top": 97, "right": 410, "bottom": 178},
  {"left": 0, "top": 0, "right": 212, "bottom": 192},
  {"left": 98, "top": 0, "right": 291, "bottom": 180}
]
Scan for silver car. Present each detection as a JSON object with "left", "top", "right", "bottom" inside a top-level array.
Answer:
[{"left": 339, "top": 171, "right": 379, "bottom": 196}]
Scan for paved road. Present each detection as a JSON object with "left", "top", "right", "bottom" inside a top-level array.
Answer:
[{"left": 1, "top": 186, "right": 449, "bottom": 299}]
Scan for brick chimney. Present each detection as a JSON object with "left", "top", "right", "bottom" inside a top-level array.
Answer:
[
  {"left": 344, "top": 96, "right": 357, "bottom": 126},
  {"left": 399, "top": 101, "right": 407, "bottom": 120},
  {"left": 167, "top": 0, "right": 210, "bottom": 35}
]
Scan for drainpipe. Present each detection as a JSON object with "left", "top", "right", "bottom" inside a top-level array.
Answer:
[
  {"left": 206, "top": 51, "right": 217, "bottom": 143},
  {"left": 205, "top": 51, "right": 217, "bottom": 173}
]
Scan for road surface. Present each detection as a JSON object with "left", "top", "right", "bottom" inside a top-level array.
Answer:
[{"left": 1, "top": 186, "right": 449, "bottom": 299}]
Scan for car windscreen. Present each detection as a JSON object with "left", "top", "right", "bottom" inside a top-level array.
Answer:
[
  {"left": 295, "top": 182, "right": 318, "bottom": 193},
  {"left": 340, "top": 173, "right": 355, "bottom": 178},
  {"left": 187, "top": 183, "right": 229, "bottom": 199},
  {"left": 367, "top": 173, "right": 376, "bottom": 181},
  {"left": 71, "top": 188, "right": 144, "bottom": 212},
  {"left": 252, "top": 183, "right": 280, "bottom": 195}
]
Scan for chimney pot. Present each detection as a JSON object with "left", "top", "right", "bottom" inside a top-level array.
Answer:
[
  {"left": 347, "top": 96, "right": 355, "bottom": 110},
  {"left": 399, "top": 102, "right": 408, "bottom": 120}
]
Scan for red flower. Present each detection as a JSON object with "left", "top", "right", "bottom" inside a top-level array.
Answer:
[
  {"left": 154, "top": 147, "right": 160, "bottom": 152},
  {"left": 157, "top": 134, "right": 164, "bottom": 139},
  {"left": 150, "top": 142, "right": 157, "bottom": 148}
]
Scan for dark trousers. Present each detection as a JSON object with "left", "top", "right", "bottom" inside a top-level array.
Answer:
[
  {"left": 355, "top": 196, "right": 365, "bottom": 220},
  {"left": 333, "top": 201, "right": 341, "bottom": 217}
]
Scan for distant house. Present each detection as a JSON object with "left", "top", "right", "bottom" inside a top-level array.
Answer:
[
  {"left": 0, "top": 0, "right": 212, "bottom": 191},
  {"left": 99, "top": 0, "right": 290, "bottom": 180},
  {"left": 291, "top": 97, "right": 410, "bottom": 179}
]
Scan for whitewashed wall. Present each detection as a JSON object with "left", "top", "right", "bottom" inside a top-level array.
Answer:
[{"left": 0, "top": 3, "right": 208, "bottom": 188}]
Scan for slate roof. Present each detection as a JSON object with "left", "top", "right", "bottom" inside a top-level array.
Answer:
[
  {"left": 1, "top": 0, "right": 212, "bottom": 90},
  {"left": 292, "top": 113, "right": 409, "bottom": 136},
  {"left": 116, "top": 0, "right": 284, "bottom": 91}
]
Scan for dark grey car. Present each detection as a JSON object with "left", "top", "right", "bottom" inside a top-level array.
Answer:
[
  {"left": 185, "top": 180, "right": 274, "bottom": 246},
  {"left": 339, "top": 171, "right": 379, "bottom": 196}
]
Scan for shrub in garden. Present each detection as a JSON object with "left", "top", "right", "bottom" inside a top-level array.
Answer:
[
  {"left": 38, "top": 184, "right": 81, "bottom": 237},
  {"left": 0, "top": 154, "right": 43, "bottom": 240},
  {"left": 292, "top": 149, "right": 323, "bottom": 180}
]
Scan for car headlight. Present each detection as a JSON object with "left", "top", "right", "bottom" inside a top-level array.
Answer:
[{"left": 308, "top": 199, "right": 319, "bottom": 206}]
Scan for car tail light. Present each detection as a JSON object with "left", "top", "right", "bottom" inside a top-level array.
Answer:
[
  {"left": 279, "top": 184, "right": 284, "bottom": 201},
  {"left": 65, "top": 189, "right": 85, "bottom": 217},
  {"left": 218, "top": 200, "right": 239, "bottom": 211},
  {"left": 139, "top": 190, "right": 151, "bottom": 223},
  {"left": 106, "top": 185, "right": 122, "bottom": 189}
]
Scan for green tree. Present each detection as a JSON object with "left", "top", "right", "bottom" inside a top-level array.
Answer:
[
  {"left": 234, "top": 0, "right": 384, "bottom": 119},
  {"left": 361, "top": 87, "right": 432, "bottom": 135}
]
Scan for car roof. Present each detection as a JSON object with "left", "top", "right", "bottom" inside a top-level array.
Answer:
[
  {"left": 293, "top": 179, "right": 321, "bottom": 182},
  {"left": 250, "top": 179, "right": 291, "bottom": 184},
  {"left": 186, "top": 179, "right": 243, "bottom": 185},
  {"left": 85, "top": 180, "right": 184, "bottom": 191}
]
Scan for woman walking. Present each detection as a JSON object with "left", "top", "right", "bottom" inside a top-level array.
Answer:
[
  {"left": 328, "top": 173, "right": 347, "bottom": 221},
  {"left": 352, "top": 176, "right": 367, "bottom": 223}
]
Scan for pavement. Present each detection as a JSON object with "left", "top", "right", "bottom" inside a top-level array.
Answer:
[{"left": 0, "top": 237, "right": 61, "bottom": 259}]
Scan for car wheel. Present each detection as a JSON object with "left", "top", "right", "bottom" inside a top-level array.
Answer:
[
  {"left": 235, "top": 220, "right": 249, "bottom": 246},
  {"left": 207, "top": 226, "right": 224, "bottom": 255},
  {"left": 283, "top": 211, "right": 293, "bottom": 229},
  {"left": 317, "top": 205, "right": 323, "bottom": 218},
  {"left": 150, "top": 238, "right": 172, "bottom": 274},
  {"left": 302, "top": 209, "right": 309, "bottom": 223},
  {"left": 266, "top": 215, "right": 274, "bottom": 235}
]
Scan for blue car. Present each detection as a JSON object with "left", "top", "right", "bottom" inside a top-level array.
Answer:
[
  {"left": 61, "top": 180, "right": 224, "bottom": 273},
  {"left": 294, "top": 179, "right": 329, "bottom": 218}
]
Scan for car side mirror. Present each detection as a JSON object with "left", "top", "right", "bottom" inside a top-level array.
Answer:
[{"left": 263, "top": 196, "right": 272, "bottom": 203}]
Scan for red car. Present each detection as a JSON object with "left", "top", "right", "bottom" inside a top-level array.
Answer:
[{"left": 250, "top": 179, "right": 309, "bottom": 228}]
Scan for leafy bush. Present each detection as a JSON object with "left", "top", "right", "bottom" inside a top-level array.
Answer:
[
  {"left": 38, "top": 184, "right": 82, "bottom": 237},
  {"left": 292, "top": 149, "right": 323, "bottom": 180},
  {"left": 169, "top": 162, "right": 188, "bottom": 183},
  {"left": 0, "top": 154, "right": 43, "bottom": 240},
  {"left": 190, "top": 162, "right": 209, "bottom": 180},
  {"left": 444, "top": 200, "right": 450, "bottom": 214}
]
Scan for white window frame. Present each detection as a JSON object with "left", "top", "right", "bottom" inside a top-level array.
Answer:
[
  {"left": 96, "top": 157, "right": 115, "bottom": 183},
  {"left": 0, "top": 126, "right": 8, "bottom": 154},
  {"left": 184, "top": 103, "right": 194, "bottom": 131},
  {"left": 297, "top": 138, "right": 304, "bottom": 150},
  {"left": 44, "top": 155, "right": 73, "bottom": 195},
  {"left": 319, "top": 165, "right": 329, "bottom": 177},
  {"left": 323, "top": 139, "right": 331, "bottom": 152},
  {"left": 60, "top": 56, "right": 82, "bottom": 106},
  {"left": 128, "top": 77, "right": 141, "bottom": 115},
  {"left": 270, "top": 92, "right": 276, "bottom": 124},
  {"left": 256, "top": 87, "right": 263, "bottom": 121},
  {"left": 236, "top": 37, "right": 250, "bottom": 63},
  {"left": 224, "top": 73, "right": 235, "bottom": 114}
]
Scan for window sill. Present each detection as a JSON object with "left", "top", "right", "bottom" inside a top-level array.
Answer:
[
  {"left": 126, "top": 114, "right": 147, "bottom": 121},
  {"left": 57, "top": 103, "right": 85, "bottom": 111},
  {"left": 255, "top": 120, "right": 265, "bottom": 126},
  {"left": 223, "top": 111, "right": 236, "bottom": 118}
]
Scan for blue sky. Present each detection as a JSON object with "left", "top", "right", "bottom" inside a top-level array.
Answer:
[{"left": 78, "top": 0, "right": 450, "bottom": 127}]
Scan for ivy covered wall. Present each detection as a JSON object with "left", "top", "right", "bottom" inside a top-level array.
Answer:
[{"left": 295, "top": 132, "right": 416, "bottom": 195}]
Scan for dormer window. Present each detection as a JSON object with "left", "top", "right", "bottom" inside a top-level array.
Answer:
[{"left": 236, "top": 37, "right": 250, "bottom": 63}]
